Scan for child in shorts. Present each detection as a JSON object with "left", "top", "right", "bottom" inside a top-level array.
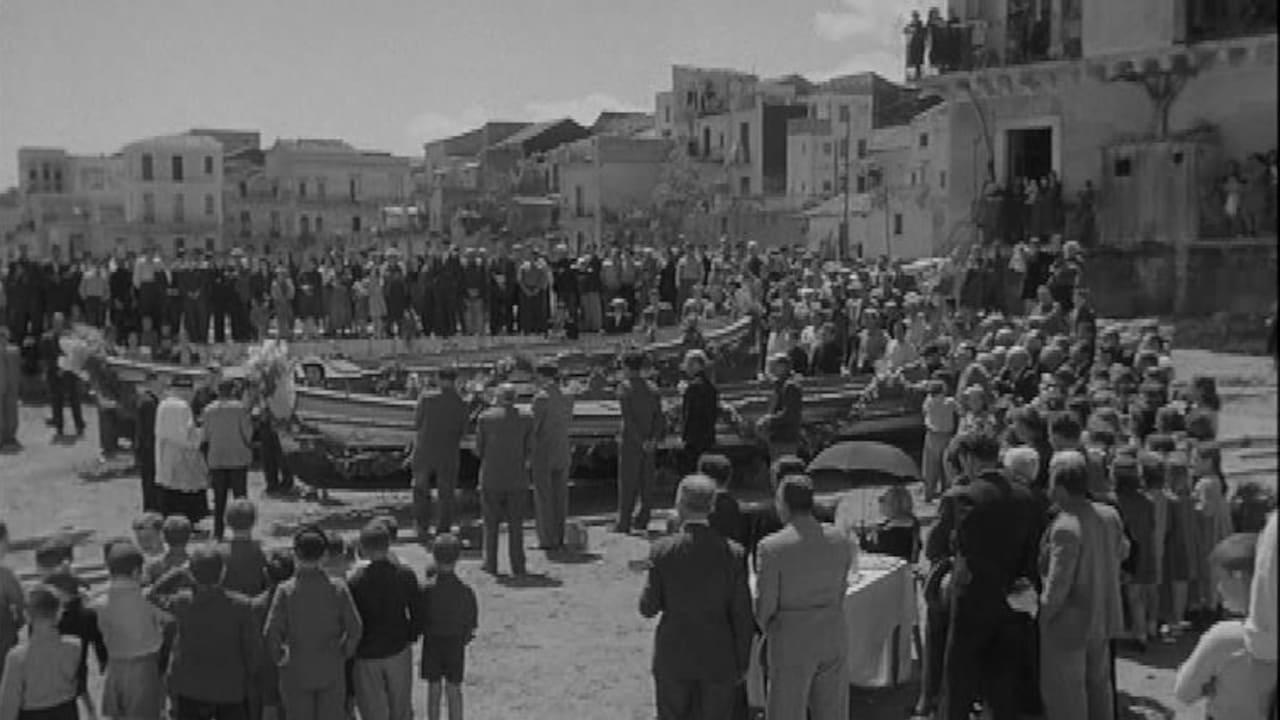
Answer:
[{"left": 420, "top": 534, "right": 478, "bottom": 720}]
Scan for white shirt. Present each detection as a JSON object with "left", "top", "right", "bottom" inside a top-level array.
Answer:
[{"left": 1245, "top": 511, "right": 1278, "bottom": 662}]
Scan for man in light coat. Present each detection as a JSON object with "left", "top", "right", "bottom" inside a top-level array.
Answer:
[
  {"left": 1038, "top": 450, "right": 1128, "bottom": 720},
  {"left": 531, "top": 362, "right": 574, "bottom": 550},
  {"left": 475, "top": 384, "right": 533, "bottom": 575},
  {"left": 755, "top": 474, "right": 851, "bottom": 720},
  {"left": 410, "top": 367, "right": 469, "bottom": 541}
]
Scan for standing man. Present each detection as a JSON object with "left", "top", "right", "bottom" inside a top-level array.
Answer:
[
  {"left": 475, "top": 384, "right": 533, "bottom": 576},
  {"left": 640, "top": 474, "right": 755, "bottom": 720},
  {"left": 432, "top": 243, "right": 462, "bottom": 337},
  {"left": 488, "top": 244, "right": 516, "bottom": 336},
  {"left": 410, "top": 367, "right": 469, "bottom": 541},
  {"left": 134, "top": 372, "right": 162, "bottom": 511},
  {"left": 941, "top": 432, "right": 1043, "bottom": 720},
  {"left": 201, "top": 378, "right": 254, "bottom": 541},
  {"left": 616, "top": 351, "right": 665, "bottom": 535},
  {"left": 460, "top": 248, "right": 488, "bottom": 336},
  {"left": 755, "top": 474, "right": 851, "bottom": 720},
  {"left": 40, "top": 312, "right": 85, "bottom": 438},
  {"left": 163, "top": 255, "right": 184, "bottom": 339},
  {"left": 679, "top": 349, "right": 719, "bottom": 475},
  {"left": 531, "top": 362, "right": 573, "bottom": 550},
  {"left": 0, "top": 326, "right": 19, "bottom": 451},
  {"left": 758, "top": 354, "right": 802, "bottom": 462},
  {"left": 1038, "top": 451, "right": 1127, "bottom": 720}
]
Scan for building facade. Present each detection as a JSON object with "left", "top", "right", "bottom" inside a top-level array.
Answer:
[
  {"left": 120, "top": 134, "right": 225, "bottom": 255},
  {"left": 552, "top": 134, "right": 673, "bottom": 250}
]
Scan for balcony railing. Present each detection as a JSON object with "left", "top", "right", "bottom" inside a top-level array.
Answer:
[{"left": 904, "top": 18, "right": 1082, "bottom": 80}]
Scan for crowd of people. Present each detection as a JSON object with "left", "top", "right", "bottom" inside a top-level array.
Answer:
[{"left": 0, "top": 227, "right": 1276, "bottom": 720}]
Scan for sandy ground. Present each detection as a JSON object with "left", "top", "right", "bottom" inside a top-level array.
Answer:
[{"left": 0, "top": 349, "right": 1274, "bottom": 720}]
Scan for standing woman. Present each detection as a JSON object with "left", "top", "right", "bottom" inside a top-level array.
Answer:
[
  {"left": 328, "top": 268, "right": 353, "bottom": 338},
  {"left": 367, "top": 264, "right": 387, "bottom": 339},
  {"left": 296, "top": 258, "right": 323, "bottom": 340},
  {"left": 270, "top": 265, "right": 295, "bottom": 341},
  {"left": 352, "top": 268, "right": 370, "bottom": 337}
]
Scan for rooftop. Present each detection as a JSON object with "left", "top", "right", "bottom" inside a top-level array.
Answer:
[{"left": 123, "top": 134, "right": 223, "bottom": 151}]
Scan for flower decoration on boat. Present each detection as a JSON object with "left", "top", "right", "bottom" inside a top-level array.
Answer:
[{"left": 245, "top": 340, "right": 296, "bottom": 419}]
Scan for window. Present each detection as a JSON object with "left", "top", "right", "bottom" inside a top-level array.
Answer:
[
  {"left": 940, "top": 170, "right": 947, "bottom": 188},
  {"left": 838, "top": 105, "right": 851, "bottom": 123},
  {"left": 238, "top": 182, "right": 247, "bottom": 198},
  {"left": 664, "top": 106, "right": 671, "bottom": 123},
  {"left": 299, "top": 215, "right": 310, "bottom": 235},
  {"left": 205, "top": 237, "right": 216, "bottom": 252},
  {"left": 686, "top": 90, "right": 696, "bottom": 106},
  {"left": 142, "top": 193, "right": 156, "bottom": 223},
  {"left": 822, "top": 142, "right": 832, "bottom": 156},
  {"left": 349, "top": 178, "right": 358, "bottom": 201},
  {"left": 298, "top": 181, "right": 308, "bottom": 198},
  {"left": 893, "top": 213, "right": 903, "bottom": 236},
  {"left": 719, "top": 133, "right": 725, "bottom": 149},
  {"left": 174, "top": 237, "right": 186, "bottom": 253},
  {"left": 173, "top": 194, "right": 185, "bottom": 222},
  {"left": 317, "top": 180, "right": 326, "bottom": 199},
  {"left": 738, "top": 122, "right": 750, "bottom": 163},
  {"left": 839, "top": 138, "right": 849, "bottom": 158},
  {"left": 919, "top": 133, "right": 929, "bottom": 148},
  {"left": 141, "top": 154, "right": 154, "bottom": 181},
  {"left": 315, "top": 217, "right": 324, "bottom": 234},
  {"left": 1114, "top": 157, "right": 1132, "bottom": 177},
  {"left": 856, "top": 175, "right": 866, "bottom": 193},
  {"left": 351, "top": 216, "right": 361, "bottom": 232},
  {"left": 53, "top": 170, "right": 63, "bottom": 191},
  {"left": 574, "top": 186, "right": 584, "bottom": 217},
  {"left": 239, "top": 210, "right": 251, "bottom": 237},
  {"left": 204, "top": 156, "right": 214, "bottom": 175},
  {"left": 910, "top": 171, "right": 918, "bottom": 186},
  {"left": 822, "top": 180, "right": 833, "bottom": 193},
  {"left": 857, "top": 139, "right": 867, "bottom": 158},
  {"left": 739, "top": 176, "right": 751, "bottom": 195},
  {"left": 269, "top": 210, "right": 281, "bottom": 238},
  {"left": 172, "top": 156, "right": 184, "bottom": 182},
  {"left": 204, "top": 194, "right": 215, "bottom": 216}
]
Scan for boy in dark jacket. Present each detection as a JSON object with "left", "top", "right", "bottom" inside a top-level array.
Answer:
[{"left": 420, "top": 534, "right": 477, "bottom": 720}]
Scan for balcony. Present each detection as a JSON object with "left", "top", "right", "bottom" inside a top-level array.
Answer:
[
  {"left": 1186, "top": 0, "right": 1277, "bottom": 43},
  {"left": 904, "top": 17, "right": 1082, "bottom": 80}
]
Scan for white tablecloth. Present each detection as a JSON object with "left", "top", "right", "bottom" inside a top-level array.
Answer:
[{"left": 747, "top": 553, "right": 917, "bottom": 706}]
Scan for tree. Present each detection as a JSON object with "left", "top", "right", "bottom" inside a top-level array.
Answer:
[{"left": 650, "top": 147, "right": 715, "bottom": 239}]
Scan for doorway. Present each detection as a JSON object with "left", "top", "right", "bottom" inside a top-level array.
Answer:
[{"left": 1005, "top": 126, "right": 1054, "bottom": 184}]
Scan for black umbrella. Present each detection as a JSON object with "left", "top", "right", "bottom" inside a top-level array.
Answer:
[{"left": 806, "top": 440, "right": 920, "bottom": 484}]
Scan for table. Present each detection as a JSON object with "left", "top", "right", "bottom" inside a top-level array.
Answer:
[{"left": 747, "top": 553, "right": 918, "bottom": 707}]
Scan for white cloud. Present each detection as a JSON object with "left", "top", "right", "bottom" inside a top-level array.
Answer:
[
  {"left": 406, "top": 105, "right": 491, "bottom": 143},
  {"left": 523, "top": 92, "right": 646, "bottom": 125},
  {"left": 812, "top": 0, "right": 929, "bottom": 83}
]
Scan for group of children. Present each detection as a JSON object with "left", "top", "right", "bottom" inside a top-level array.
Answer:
[{"left": 0, "top": 503, "right": 479, "bottom": 720}]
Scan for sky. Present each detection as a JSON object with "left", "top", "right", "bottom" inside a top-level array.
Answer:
[{"left": 0, "top": 0, "right": 919, "bottom": 188}]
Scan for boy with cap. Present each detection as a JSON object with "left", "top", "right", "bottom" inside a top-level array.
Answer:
[
  {"left": 93, "top": 542, "right": 169, "bottom": 720},
  {"left": 265, "top": 526, "right": 362, "bottom": 720},
  {"left": 146, "top": 545, "right": 261, "bottom": 720},
  {"left": 0, "top": 586, "right": 87, "bottom": 720},
  {"left": 419, "top": 534, "right": 477, "bottom": 720}
]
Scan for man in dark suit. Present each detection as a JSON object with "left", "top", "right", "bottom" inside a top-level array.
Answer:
[
  {"left": 696, "top": 454, "right": 742, "bottom": 547},
  {"left": 616, "top": 351, "right": 665, "bottom": 534},
  {"left": 941, "top": 431, "right": 1043, "bottom": 720},
  {"left": 488, "top": 245, "right": 517, "bottom": 335},
  {"left": 410, "top": 367, "right": 469, "bottom": 540},
  {"left": 134, "top": 372, "right": 162, "bottom": 512},
  {"left": 640, "top": 474, "right": 755, "bottom": 720},
  {"left": 475, "top": 384, "right": 533, "bottom": 575},
  {"left": 680, "top": 349, "right": 719, "bottom": 474}
]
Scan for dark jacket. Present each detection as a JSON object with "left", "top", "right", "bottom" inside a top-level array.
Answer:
[
  {"left": 680, "top": 373, "right": 718, "bottom": 452},
  {"left": 346, "top": 559, "right": 423, "bottom": 660},
  {"left": 45, "top": 572, "right": 108, "bottom": 694},
  {"left": 639, "top": 524, "right": 755, "bottom": 682},
  {"left": 264, "top": 566, "right": 363, "bottom": 690},
  {"left": 421, "top": 572, "right": 477, "bottom": 639},
  {"left": 708, "top": 490, "right": 744, "bottom": 547},
  {"left": 764, "top": 377, "right": 803, "bottom": 444},
  {"left": 149, "top": 581, "right": 261, "bottom": 704},
  {"left": 948, "top": 469, "right": 1045, "bottom": 615}
]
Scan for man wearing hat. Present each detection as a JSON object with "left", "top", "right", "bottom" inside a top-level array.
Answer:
[
  {"left": 410, "top": 367, "right": 469, "bottom": 540},
  {"left": 475, "top": 384, "right": 533, "bottom": 575},
  {"left": 531, "top": 362, "right": 574, "bottom": 550},
  {"left": 616, "top": 352, "right": 665, "bottom": 534},
  {"left": 134, "top": 372, "right": 163, "bottom": 511}
]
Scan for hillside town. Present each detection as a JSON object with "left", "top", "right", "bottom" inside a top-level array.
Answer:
[{"left": 0, "top": 1, "right": 1277, "bottom": 720}]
